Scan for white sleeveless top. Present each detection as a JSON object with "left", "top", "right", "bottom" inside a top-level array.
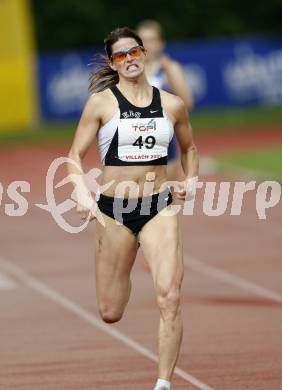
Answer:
[{"left": 94, "top": 86, "right": 174, "bottom": 166}]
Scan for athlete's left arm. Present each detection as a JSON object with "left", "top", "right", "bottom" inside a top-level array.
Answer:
[{"left": 173, "top": 97, "right": 199, "bottom": 199}]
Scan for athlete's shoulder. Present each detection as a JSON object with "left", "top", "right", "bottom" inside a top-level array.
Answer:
[
  {"left": 86, "top": 87, "right": 117, "bottom": 113},
  {"left": 89, "top": 87, "right": 115, "bottom": 104},
  {"left": 159, "top": 89, "right": 186, "bottom": 112}
]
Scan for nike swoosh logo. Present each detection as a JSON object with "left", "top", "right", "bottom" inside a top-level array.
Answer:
[{"left": 150, "top": 110, "right": 158, "bottom": 113}]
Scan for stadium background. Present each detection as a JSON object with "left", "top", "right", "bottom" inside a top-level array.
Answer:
[
  {"left": 0, "top": 0, "right": 281, "bottom": 177},
  {"left": 0, "top": 1, "right": 282, "bottom": 389}
]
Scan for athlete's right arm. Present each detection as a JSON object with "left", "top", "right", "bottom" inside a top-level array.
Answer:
[
  {"left": 67, "top": 94, "right": 102, "bottom": 221},
  {"left": 69, "top": 94, "right": 101, "bottom": 162}
]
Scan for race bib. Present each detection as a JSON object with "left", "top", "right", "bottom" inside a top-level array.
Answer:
[{"left": 117, "top": 117, "right": 171, "bottom": 162}]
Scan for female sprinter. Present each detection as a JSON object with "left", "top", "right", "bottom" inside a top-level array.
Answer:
[{"left": 67, "top": 27, "right": 199, "bottom": 390}]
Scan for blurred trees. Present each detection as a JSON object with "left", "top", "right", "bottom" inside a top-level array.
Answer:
[{"left": 32, "top": 0, "right": 282, "bottom": 51}]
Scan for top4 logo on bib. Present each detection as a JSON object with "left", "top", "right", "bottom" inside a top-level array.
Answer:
[{"left": 132, "top": 118, "right": 156, "bottom": 132}]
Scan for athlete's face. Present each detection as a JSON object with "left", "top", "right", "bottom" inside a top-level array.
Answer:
[
  {"left": 137, "top": 28, "right": 164, "bottom": 61},
  {"left": 110, "top": 38, "right": 146, "bottom": 79}
]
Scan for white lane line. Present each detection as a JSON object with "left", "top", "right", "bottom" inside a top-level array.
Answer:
[
  {"left": 185, "top": 255, "right": 282, "bottom": 305},
  {"left": 0, "top": 256, "right": 214, "bottom": 390},
  {"left": 0, "top": 271, "right": 16, "bottom": 290}
]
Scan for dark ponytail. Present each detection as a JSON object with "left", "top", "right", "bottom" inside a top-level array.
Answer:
[
  {"left": 88, "top": 55, "right": 119, "bottom": 94},
  {"left": 88, "top": 27, "right": 143, "bottom": 94}
]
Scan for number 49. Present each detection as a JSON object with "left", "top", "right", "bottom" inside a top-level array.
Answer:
[{"left": 132, "top": 136, "right": 156, "bottom": 149}]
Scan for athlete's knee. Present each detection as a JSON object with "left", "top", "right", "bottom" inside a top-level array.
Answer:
[
  {"left": 101, "top": 313, "right": 122, "bottom": 324},
  {"left": 157, "top": 286, "right": 181, "bottom": 320},
  {"left": 98, "top": 303, "right": 124, "bottom": 324}
]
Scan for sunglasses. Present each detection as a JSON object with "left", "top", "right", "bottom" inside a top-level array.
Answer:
[{"left": 110, "top": 45, "right": 145, "bottom": 63}]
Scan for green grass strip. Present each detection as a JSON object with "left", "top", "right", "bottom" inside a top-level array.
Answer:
[
  {"left": 217, "top": 146, "right": 282, "bottom": 180},
  {"left": 191, "top": 105, "right": 282, "bottom": 132}
]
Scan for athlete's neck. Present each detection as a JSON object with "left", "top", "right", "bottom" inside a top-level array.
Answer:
[{"left": 117, "top": 76, "right": 153, "bottom": 107}]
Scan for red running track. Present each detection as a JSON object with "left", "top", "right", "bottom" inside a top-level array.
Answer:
[{"left": 0, "top": 127, "right": 282, "bottom": 389}]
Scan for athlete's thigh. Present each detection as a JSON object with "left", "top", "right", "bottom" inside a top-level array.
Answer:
[
  {"left": 95, "top": 212, "right": 138, "bottom": 300},
  {"left": 138, "top": 210, "right": 184, "bottom": 291}
]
